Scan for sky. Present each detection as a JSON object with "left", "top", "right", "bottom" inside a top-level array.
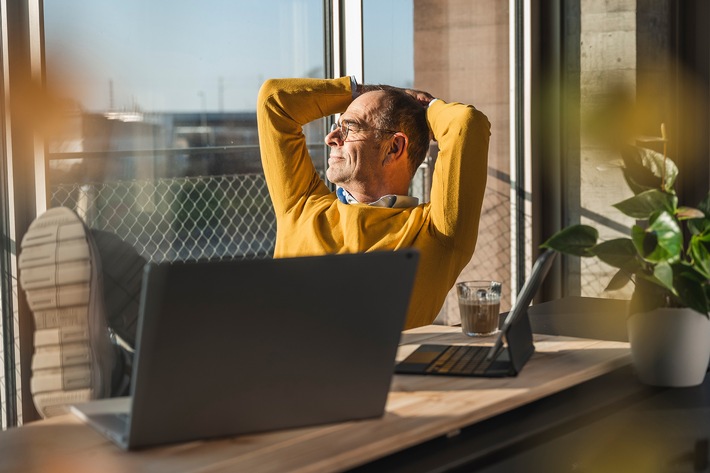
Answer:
[{"left": 43, "top": 0, "right": 414, "bottom": 113}]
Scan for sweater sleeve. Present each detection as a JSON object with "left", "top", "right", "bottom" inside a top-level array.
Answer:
[
  {"left": 257, "top": 77, "right": 353, "bottom": 217},
  {"left": 427, "top": 100, "right": 491, "bottom": 255}
]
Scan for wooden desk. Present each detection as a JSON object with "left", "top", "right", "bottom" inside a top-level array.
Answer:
[{"left": 0, "top": 326, "right": 630, "bottom": 473}]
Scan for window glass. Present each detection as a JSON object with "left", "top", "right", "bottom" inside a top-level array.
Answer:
[
  {"left": 363, "top": 0, "right": 414, "bottom": 88},
  {"left": 364, "top": 1, "right": 513, "bottom": 322},
  {"left": 42, "top": 0, "right": 326, "bottom": 261},
  {"left": 561, "top": 1, "right": 674, "bottom": 299}
]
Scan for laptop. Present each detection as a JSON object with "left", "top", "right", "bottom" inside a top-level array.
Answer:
[
  {"left": 71, "top": 249, "right": 419, "bottom": 449},
  {"left": 395, "top": 250, "right": 556, "bottom": 377}
]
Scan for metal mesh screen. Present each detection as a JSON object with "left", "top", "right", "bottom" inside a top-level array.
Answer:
[{"left": 51, "top": 174, "right": 276, "bottom": 262}]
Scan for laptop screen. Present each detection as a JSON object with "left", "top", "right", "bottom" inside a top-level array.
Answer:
[{"left": 487, "top": 250, "right": 556, "bottom": 359}]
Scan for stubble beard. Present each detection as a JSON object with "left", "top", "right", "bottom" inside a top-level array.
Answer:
[{"left": 326, "top": 161, "right": 351, "bottom": 186}]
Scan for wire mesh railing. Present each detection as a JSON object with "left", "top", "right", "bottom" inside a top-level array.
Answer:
[{"left": 51, "top": 174, "right": 276, "bottom": 262}]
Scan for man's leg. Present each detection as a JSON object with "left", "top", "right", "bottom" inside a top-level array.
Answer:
[
  {"left": 18, "top": 207, "right": 144, "bottom": 417},
  {"left": 90, "top": 229, "right": 144, "bottom": 350},
  {"left": 90, "top": 229, "right": 145, "bottom": 397}
]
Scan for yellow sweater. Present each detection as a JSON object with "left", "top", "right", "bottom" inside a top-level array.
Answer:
[{"left": 257, "top": 77, "right": 490, "bottom": 329}]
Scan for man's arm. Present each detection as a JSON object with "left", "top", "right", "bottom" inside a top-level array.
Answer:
[
  {"left": 256, "top": 77, "right": 353, "bottom": 216},
  {"left": 427, "top": 100, "right": 491, "bottom": 255},
  {"left": 355, "top": 81, "right": 489, "bottom": 254}
]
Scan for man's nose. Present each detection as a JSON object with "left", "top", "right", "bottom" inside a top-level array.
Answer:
[{"left": 325, "top": 127, "right": 343, "bottom": 147}]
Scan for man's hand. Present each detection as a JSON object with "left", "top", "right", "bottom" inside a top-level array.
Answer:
[
  {"left": 359, "top": 82, "right": 435, "bottom": 106},
  {"left": 403, "top": 88, "right": 435, "bottom": 107},
  {"left": 403, "top": 88, "right": 436, "bottom": 141}
]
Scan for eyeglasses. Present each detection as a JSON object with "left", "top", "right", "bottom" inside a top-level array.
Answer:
[{"left": 330, "top": 119, "right": 397, "bottom": 142}]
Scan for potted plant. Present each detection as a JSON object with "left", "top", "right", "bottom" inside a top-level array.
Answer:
[{"left": 541, "top": 129, "right": 710, "bottom": 387}]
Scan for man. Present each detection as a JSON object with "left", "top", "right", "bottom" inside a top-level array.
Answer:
[{"left": 257, "top": 77, "right": 490, "bottom": 328}]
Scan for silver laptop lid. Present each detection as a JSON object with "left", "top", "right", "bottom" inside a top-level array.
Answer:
[{"left": 126, "top": 249, "right": 419, "bottom": 448}]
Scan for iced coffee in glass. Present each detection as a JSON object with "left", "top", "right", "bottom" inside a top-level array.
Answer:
[{"left": 456, "top": 280, "right": 501, "bottom": 336}]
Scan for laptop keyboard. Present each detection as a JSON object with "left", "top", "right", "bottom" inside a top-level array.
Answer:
[{"left": 426, "top": 345, "right": 492, "bottom": 375}]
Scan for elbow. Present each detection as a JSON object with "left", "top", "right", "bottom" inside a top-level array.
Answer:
[
  {"left": 467, "top": 107, "right": 491, "bottom": 139},
  {"left": 441, "top": 106, "right": 492, "bottom": 144},
  {"left": 257, "top": 79, "right": 280, "bottom": 107}
]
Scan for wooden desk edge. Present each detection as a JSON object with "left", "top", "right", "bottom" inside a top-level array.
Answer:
[{"left": 2, "top": 329, "right": 632, "bottom": 473}]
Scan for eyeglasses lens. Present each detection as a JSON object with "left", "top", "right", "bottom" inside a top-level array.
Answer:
[{"left": 331, "top": 122, "right": 348, "bottom": 140}]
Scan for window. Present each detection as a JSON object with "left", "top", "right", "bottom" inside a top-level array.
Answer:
[
  {"left": 2, "top": 0, "right": 328, "bottom": 425},
  {"left": 548, "top": 0, "right": 683, "bottom": 299},
  {"left": 42, "top": 0, "right": 327, "bottom": 262},
  {"left": 364, "top": 0, "right": 516, "bottom": 323}
]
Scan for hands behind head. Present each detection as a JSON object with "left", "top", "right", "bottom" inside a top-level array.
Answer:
[
  {"left": 359, "top": 81, "right": 434, "bottom": 106},
  {"left": 403, "top": 89, "right": 435, "bottom": 107},
  {"left": 402, "top": 89, "right": 435, "bottom": 141}
]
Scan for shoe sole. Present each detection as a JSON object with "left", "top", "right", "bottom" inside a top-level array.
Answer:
[{"left": 19, "top": 207, "right": 115, "bottom": 418}]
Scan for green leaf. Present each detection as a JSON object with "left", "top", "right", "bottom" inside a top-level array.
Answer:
[
  {"left": 613, "top": 190, "right": 677, "bottom": 219},
  {"left": 631, "top": 225, "right": 655, "bottom": 258},
  {"left": 604, "top": 268, "right": 633, "bottom": 291},
  {"left": 541, "top": 225, "right": 598, "bottom": 256},
  {"left": 653, "top": 261, "right": 675, "bottom": 292},
  {"left": 636, "top": 270, "right": 675, "bottom": 293},
  {"left": 697, "top": 191, "right": 710, "bottom": 216},
  {"left": 639, "top": 147, "right": 679, "bottom": 191},
  {"left": 649, "top": 211, "right": 683, "bottom": 260},
  {"left": 688, "top": 217, "right": 710, "bottom": 235},
  {"left": 688, "top": 192, "right": 710, "bottom": 234},
  {"left": 590, "top": 238, "right": 638, "bottom": 268},
  {"left": 675, "top": 271, "right": 710, "bottom": 315},
  {"left": 632, "top": 211, "right": 682, "bottom": 263},
  {"left": 620, "top": 145, "right": 678, "bottom": 194},
  {"left": 689, "top": 234, "right": 710, "bottom": 279},
  {"left": 620, "top": 146, "right": 661, "bottom": 194}
]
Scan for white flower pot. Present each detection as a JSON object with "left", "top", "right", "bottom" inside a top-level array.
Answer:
[{"left": 627, "top": 307, "right": 710, "bottom": 387}]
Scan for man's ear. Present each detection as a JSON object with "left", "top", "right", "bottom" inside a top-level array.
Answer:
[{"left": 384, "top": 133, "right": 407, "bottom": 165}]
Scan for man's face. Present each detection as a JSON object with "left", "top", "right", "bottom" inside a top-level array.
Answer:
[{"left": 324, "top": 91, "right": 391, "bottom": 189}]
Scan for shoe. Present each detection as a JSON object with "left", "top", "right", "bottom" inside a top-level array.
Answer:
[{"left": 18, "top": 207, "right": 115, "bottom": 417}]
